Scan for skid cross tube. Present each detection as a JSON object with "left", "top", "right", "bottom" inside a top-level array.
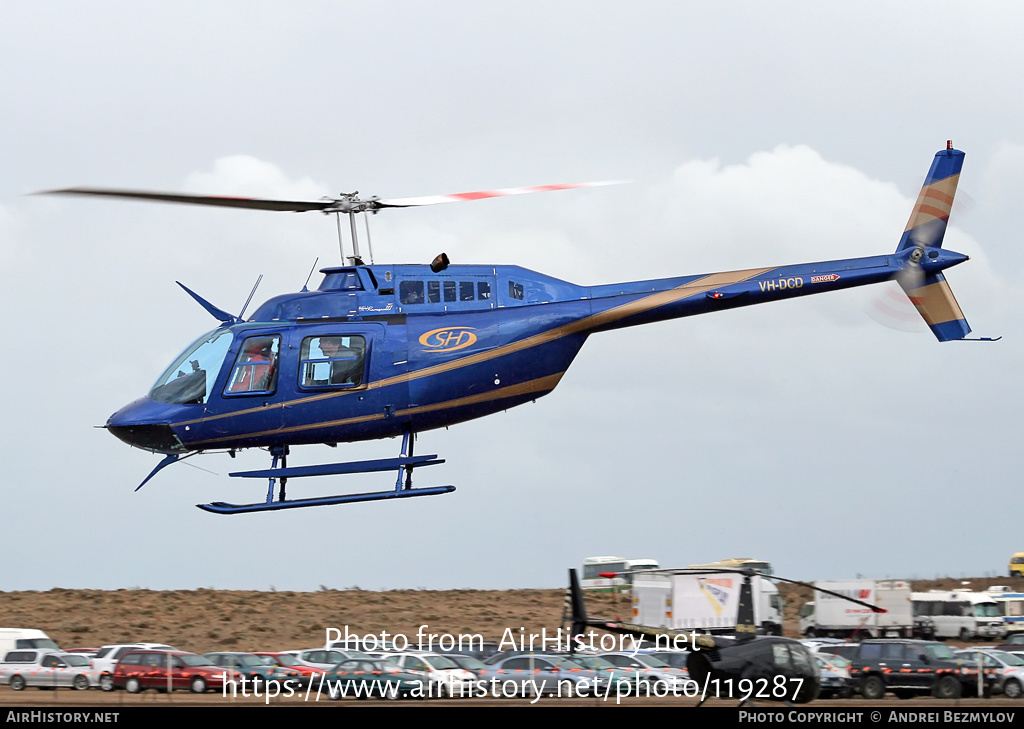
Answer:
[{"left": 197, "top": 432, "right": 453, "bottom": 514}]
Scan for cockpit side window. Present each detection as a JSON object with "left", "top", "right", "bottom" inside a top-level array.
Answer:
[
  {"left": 224, "top": 335, "right": 281, "bottom": 396},
  {"left": 300, "top": 335, "right": 366, "bottom": 388}
]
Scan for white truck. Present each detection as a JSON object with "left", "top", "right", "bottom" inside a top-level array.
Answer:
[
  {"left": 0, "top": 629, "right": 58, "bottom": 658},
  {"left": 798, "top": 579, "right": 913, "bottom": 638},
  {"left": 632, "top": 571, "right": 783, "bottom": 635}
]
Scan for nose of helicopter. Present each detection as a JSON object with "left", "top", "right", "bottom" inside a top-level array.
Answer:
[{"left": 106, "top": 398, "right": 187, "bottom": 453}]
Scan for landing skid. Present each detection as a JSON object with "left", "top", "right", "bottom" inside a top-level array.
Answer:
[
  {"left": 197, "top": 485, "right": 455, "bottom": 514},
  {"left": 196, "top": 431, "right": 454, "bottom": 515}
]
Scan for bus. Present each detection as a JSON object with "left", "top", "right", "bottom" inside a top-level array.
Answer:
[
  {"left": 686, "top": 557, "right": 774, "bottom": 576},
  {"left": 911, "top": 590, "right": 1005, "bottom": 640},
  {"left": 987, "top": 587, "right": 1024, "bottom": 633},
  {"left": 580, "top": 556, "right": 659, "bottom": 591}
]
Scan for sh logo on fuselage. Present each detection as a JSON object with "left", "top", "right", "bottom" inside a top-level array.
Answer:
[{"left": 419, "top": 327, "right": 478, "bottom": 352}]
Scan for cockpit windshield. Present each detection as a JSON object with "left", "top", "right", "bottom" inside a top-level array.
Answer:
[{"left": 149, "top": 328, "right": 232, "bottom": 405}]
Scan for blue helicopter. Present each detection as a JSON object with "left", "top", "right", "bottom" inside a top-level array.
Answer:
[{"left": 48, "top": 143, "right": 983, "bottom": 515}]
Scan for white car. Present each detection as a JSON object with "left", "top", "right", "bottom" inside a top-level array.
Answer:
[
  {"left": 283, "top": 648, "right": 374, "bottom": 670},
  {"left": 599, "top": 652, "right": 694, "bottom": 693},
  {"left": 91, "top": 643, "right": 176, "bottom": 691},
  {"left": 954, "top": 649, "right": 1024, "bottom": 699},
  {"left": 1, "top": 649, "right": 100, "bottom": 690},
  {"left": 382, "top": 652, "right": 476, "bottom": 698}
]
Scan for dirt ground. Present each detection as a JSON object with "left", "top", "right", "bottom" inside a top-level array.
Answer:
[{"left": 2, "top": 576, "right": 1021, "bottom": 654}]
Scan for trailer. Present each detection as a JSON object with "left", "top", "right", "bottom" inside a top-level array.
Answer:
[
  {"left": 798, "top": 580, "right": 913, "bottom": 639},
  {"left": 632, "top": 571, "right": 782, "bottom": 636}
]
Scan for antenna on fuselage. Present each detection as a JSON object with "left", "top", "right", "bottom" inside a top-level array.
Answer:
[
  {"left": 238, "top": 274, "right": 263, "bottom": 321},
  {"left": 301, "top": 257, "right": 319, "bottom": 292}
]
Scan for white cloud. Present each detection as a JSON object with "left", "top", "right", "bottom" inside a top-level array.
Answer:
[{"left": 184, "top": 155, "right": 330, "bottom": 201}]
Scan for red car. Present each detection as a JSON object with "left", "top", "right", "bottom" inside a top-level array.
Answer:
[
  {"left": 252, "top": 652, "right": 323, "bottom": 681},
  {"left": 113, "top": 650, "right": 240, "bottom": 693}
]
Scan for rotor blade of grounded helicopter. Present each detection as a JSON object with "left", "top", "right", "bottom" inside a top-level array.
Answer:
[
  {"left": 39, "top": 187, "right": 334, "bottom": 212},
  {"left": 762, "top": 574, "right": 886, "bottom": 614},
  {"left": 374, "top": 180, "right": 630, "bottom": 208}
]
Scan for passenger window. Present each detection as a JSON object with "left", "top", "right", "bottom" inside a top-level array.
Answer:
[
  {"left": 225, "top": 335, "right": 280, "bottom": 395},
  {"left": 509, "top": 281, "right": 524, "bottom": 300},
  {"left": 399, "top": 281, "right": 424, "bottom": 304},
  {"left": 903, "top": 646, "right": 926, "bottom": 661},
  {"left": 772, "top": 644, "right": 793, "bottom": 669},
  {"left": 443, "top": 280, "right": 457, "bottom": 302},
  {"left": 478, "top": 282, "right": 491, "bottom": 300},
  {"left": 427, "top": 280, "right": 441, "bottom": 304},
  {"left": 881, "top": 643, "right": 903, "bottom": 660},
  {"left": 460, "top": 282, "right": 475, "bottom": 301},
  {"left": 859, "top": 644, "right": 882, "bottom": 660},
  {"left": 300, "top": 335, "right": 366, "bottom": 388}
]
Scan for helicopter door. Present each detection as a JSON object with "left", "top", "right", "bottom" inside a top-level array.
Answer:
[
  {"left": 196, "top": 332, "right": 286, "bottom": 441},
  {"left": 293, "top": 324, "right": 390, "bottom": 433},
  {"left": 297, "top": 333, "right": 368, "bottom": 388}
]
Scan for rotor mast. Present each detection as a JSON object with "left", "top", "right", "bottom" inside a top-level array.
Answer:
[{"left": 328, "top": 192, "right": 380, "bottom": 266}]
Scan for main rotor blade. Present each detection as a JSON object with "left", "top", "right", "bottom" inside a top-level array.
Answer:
[
  {"left": 375, "top": 180, "right": 629, "bottom": 208},
  {"left": 39, "top": 187, "right": 334, "bottom": 213}
]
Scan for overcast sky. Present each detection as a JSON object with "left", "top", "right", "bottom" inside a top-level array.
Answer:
[{"left": 1, "top": 1, "right": 1021, "bottom": 592}]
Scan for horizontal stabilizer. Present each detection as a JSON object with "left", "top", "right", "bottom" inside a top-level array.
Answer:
[{"left": 899, "top": 271, "right": 971, "bottom": 341}]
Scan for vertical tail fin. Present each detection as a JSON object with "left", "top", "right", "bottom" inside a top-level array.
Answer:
[
  {"left": 897, "top": 144, "right": 964, "bottom": 252},
  {"left": 896, "top": 144, "right": 972, "bottom": 341},
  {"left": 567, "top": 569, "right": 589, "bottom": 641},
  {"left": 735, "top": 574, "right": 757, "bottom": 641}
]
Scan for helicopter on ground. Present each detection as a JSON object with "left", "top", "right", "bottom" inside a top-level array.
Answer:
[
  {"left": 47, "top": 143, "right": 983, "bottom": 514},
  {"left": 563, "top": 567, "right": 881, "bottom": 705}
]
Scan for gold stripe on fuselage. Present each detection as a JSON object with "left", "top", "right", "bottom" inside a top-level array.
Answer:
[{"left": 188, "top": 372, "right": 565, "bottom": 447}]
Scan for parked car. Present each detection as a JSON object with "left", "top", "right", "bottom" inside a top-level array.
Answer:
[
  {"left": 284, "top": 649, "right": 373, "bottom": 670},
  {"left": 954, "top": 649, "right": 1024, "bottom": 698},
  {"left": 0, "top": 649, "right": 98, "bottom": 691},
  {"left": 599, "top": 651, "right": 693, "bottom": 693},
  {"left": 252, "top": 652, "right": 323, "bottom": 682},
  {"left": 481, "top": 654, "right": 600, "bottom": 698},
  {"left": 848, "top": 639, "right": 991, "bottom": 700},
  {"left": 563, "top": 653, "right": 642, "bottom": 694},
  {"left": 380, "top": 653, "right": 475, "bottom": 698},
  {"left": 440, "top": 653, "right": 489, "bottom": 677},
  {"left": 91, "top": 643, "right": 176, "bottom": 691},
  {"left": 113, "top": 650, "right": 239, "bottom": 693},
  {"left": 204, "top": 652, "right": 303, "bottom": 687},
  {"left": 994, "top": 634, "right": 1024, "bottom": 654},
  {"left": 322, "top": 658, "right": 425, "bottom": 700},
  {"left": 815, "top": 643, "right": 862, "bottom": 661},
  {"left": 815, "top": 653, "right": 853, "bottom": 699}
]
